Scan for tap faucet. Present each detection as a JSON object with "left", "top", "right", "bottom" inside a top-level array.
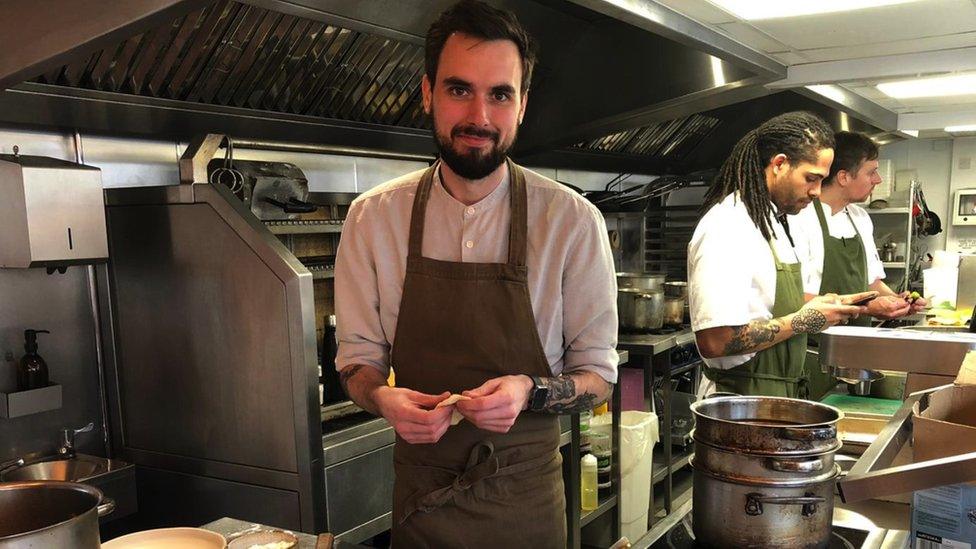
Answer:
[{"left": 59, "top": 422, "right": 94, "bottom": 456}]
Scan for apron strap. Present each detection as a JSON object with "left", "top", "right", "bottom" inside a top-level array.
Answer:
[
  {"left": 507, "top": 159, "right": 528, "bottom": 268},
  {"left": 814, "top": 199, "right": 864, "bottom": 244},
  {"left": 397, "top": 440, "right": 557, "bottom": 524},
  {"left": 407, "top": 164, "right": 437, "bottom": 259},
  {"left": 406, "top": 160, "right": 529, "bottom": 268}
]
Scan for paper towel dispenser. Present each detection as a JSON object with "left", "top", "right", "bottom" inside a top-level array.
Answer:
[{"left": 0, "top": 152, "right": 108, "bottom": 268}]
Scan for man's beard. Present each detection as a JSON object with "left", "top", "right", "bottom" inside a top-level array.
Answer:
[{"left": 433, "top": 120, "right": 514, "bottom": 180}]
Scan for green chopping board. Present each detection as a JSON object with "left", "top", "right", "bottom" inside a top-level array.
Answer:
[{"left": 820, "top": 394, "right": 903, "bottom": 416}]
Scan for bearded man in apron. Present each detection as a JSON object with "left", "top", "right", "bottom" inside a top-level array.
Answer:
[
  {"left": 333, "top": 2, "right": 619, "bottom": 547},
  {"left": 688, "top": 112, "right": 873, "bottom": 398},
  {"left": 790, "top": 131, "right": 926, "bottom": 400}
]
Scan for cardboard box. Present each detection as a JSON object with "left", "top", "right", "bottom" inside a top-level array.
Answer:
[
  {"left": 906, "top": 372, "right": 957, "bottom": 396},
  {"left": 910, "top": 353, "right": 976, "bottom": 548}
]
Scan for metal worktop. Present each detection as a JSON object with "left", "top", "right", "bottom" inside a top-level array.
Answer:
[{"left": 618, "top": 328, "right": 696, "bottom": 356}]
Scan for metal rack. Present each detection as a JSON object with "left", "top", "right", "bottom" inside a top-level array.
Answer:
[{"left": 866, "top": 180, "right": 922, "bottom": 292}]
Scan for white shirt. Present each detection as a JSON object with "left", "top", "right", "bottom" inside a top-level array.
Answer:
[
  {"left": 688, "top": 192, "right": 801, "bottom": 372},
  {"left": 334, "top": 164, "right": 620, "bottom": 383},
  {"left": 790, "top": 202, "right": 885, "bottom": 295}
]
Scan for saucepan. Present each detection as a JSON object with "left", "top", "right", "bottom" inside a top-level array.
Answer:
[{"left": 618, "top": 288, "right": 664, "bottom": 331}]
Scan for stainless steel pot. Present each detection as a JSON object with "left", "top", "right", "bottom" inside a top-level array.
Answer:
[
  {"left": 663, "top": 297, "right": 684, "bottom": 326},
  {"left": 692, "top": 438, "right": 839, "bottom": 484},
  {"left": 616, "top": 272, "right": 666, "bottom": 291},
  {"left": 693, "top": 466, "right": 838, "bottom": 548},
  {"left": 0, "top": 481, "right": 115, "bottom": 548},
  {"left": 617, "top": 288, "right": 664, "bottom": 331},
  {"left": 691, "top": 396, "right": 842, "bottom": 455},
  {"left": 663, "top": 281, "right": 688, "bottom": 299}
]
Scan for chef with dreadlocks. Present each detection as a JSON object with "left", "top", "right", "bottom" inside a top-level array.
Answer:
[{"left": 688, "top": 111, "right": 875, "bottom": 398}]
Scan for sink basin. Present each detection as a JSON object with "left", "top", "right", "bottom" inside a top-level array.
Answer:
[{"left": 1, "top": 454, "right": 112, "bottom": 482}]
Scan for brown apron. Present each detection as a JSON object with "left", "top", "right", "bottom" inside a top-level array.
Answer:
[{"left": 389, "top": 160, "right": 565, "bottom": 548}]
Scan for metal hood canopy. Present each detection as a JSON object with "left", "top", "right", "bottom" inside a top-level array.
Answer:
[{"left": 0, "top": 0, "right": 892, "bottom": 173}]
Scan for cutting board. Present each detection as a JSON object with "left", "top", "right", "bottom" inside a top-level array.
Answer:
[{"left": 821, "top": 394, "right": 902, "bottom": 416}]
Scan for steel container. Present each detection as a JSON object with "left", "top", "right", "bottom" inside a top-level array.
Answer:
[
  {"left": 617, "top": 288, "right": 664, "bottom": 331},
  {"left": 692, "top": 438, "right": 839, "bottom": 483},
  {"left": 691, "top": 396, "right": 842, "bottom": 455},
  {"left": 616, "top": 272, "right": 666, "bottom": 291},
  {"left": 692, "top": 465, "right": 839, "bottom": 549},
  {"left": 0, "top": 481, "right": 114, "bottom": 549}
]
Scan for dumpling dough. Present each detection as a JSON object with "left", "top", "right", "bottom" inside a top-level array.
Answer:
[{"left": 435, "top": 393, "right": 471, "bottom": 425}]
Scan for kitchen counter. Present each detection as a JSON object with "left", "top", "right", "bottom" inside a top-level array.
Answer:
[{"left": 618, "top": 327, "right": 695, "bottom": 356}]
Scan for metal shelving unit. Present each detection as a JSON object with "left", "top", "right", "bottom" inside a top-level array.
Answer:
[
  {"left": 565, "top": 350, "right": 628, "bottom": 549},
  {"left": 866, "top": 181, "right": 920, "bottom": 292}
]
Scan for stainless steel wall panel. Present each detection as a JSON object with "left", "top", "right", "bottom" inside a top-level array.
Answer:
[
  {"left": 107, "top": 202, "right": 300, "bottom": 471},
  {"left": 104, "top": 178, "right": 324, "bottom": 531},
  {"left": 0, "top": 267, "right": 105, "bottom": 461},
  {"left": 324, "top": 444, "right": 394, "bottom": 540},
  {"left": 82, "top": 136, "right": 180, "bottom": 188},
  {"left": 354, "top": 157, "right": 428, "bottom": 192},
  {"left": 132, "top": 466, "right": 303, "bottom": 531}
]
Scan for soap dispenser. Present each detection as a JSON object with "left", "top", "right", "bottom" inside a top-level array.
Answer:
[{"left": 17, "top": 329, "right": 50, "bottom": 391}]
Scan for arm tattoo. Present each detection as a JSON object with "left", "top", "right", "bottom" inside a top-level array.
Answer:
[
  {"left": 339, "top": 364, "right": 366, "bottom": 394},
  {"left": 722, "top": 319, "right": 782, "bottom": 355},
  {"left": 541, "top": 375, "right": 606, "bottom": 414},
  {"left": 791, "top": 308, "right": 828, "bottom": 334}
]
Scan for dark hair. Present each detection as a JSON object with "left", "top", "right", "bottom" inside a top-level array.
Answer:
[
  {"left": 702, "top": 111, "right": 835, "bottom": 240},
  {"left": 425, "top": 0, "right": 537, "bottom": 93},
  {"left": 823, "top": 131, "right": 879, "bottom": 186}
]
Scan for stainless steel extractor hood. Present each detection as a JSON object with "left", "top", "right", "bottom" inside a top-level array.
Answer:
[
  {"left": 0, "top": 1, "right": 898, "bottom": 174},
  {"left": 0, "top": 0, "right": 793, "bottom": 174}
]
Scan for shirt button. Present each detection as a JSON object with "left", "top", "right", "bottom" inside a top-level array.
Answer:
[
  {"left": 465, "top": 206, "right": 475, "bottom": 215},
  {"left": 465, "top": 240, "right": 474, "bottom": 249}
]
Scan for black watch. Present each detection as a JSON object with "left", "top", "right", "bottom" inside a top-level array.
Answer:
[{"left": 527, "top": 375, "right": 549, "bottom": 412}]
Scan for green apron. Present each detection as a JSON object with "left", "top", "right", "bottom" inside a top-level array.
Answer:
[
  {"left": 703, "top": 239, "right": 810, "bottom": 398},
  {"left": 805, "top": 199, "right": 872, "bottom": 400}
]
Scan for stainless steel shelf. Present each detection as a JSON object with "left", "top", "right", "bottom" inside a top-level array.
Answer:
[
  {"left": 265, "top": 220, "right": 344, "bottom": 234},
  {"left": 580, "top": 494, "right": 618, "bottom": 527}
]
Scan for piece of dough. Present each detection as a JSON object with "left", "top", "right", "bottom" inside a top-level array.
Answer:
[{"left": 435, "top": 393, "right": 471, "bottom": 425}]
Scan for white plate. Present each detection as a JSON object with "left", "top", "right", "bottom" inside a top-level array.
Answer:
[{"left": 102, "top": 527, "right": 226, "bottom": 549}]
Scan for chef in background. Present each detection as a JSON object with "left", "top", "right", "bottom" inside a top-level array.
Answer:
[
  {"left": 689, "top": 111, "right": 871, "bottom": 398},
  {"left": 791, "top": 131, "right": 926, "bottom": 399}
]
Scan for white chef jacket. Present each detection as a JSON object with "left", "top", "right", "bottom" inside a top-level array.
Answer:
[
  {"left": 688, "top": 192, "right": 801, "bottom": 378},
  {"left": 790, "top": 202, "right": 886, "bottom": 295}
]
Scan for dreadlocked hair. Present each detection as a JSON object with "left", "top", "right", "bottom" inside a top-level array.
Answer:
[{"left": 701, "top": 111, "right": 835, "bottom": 240}]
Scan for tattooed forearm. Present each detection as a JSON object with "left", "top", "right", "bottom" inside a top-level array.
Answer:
[
  {"left": 339, "top": 364, "right": 366, "bottom": 394},
  {"left": 539, "top": 373, "right": 612, "bottom": 414},
  {"left": 791, "top": 308, "right": 828, "bottom": 334},
  {"left": 722, "top": 319, "right": 782, "bottom": 356}
]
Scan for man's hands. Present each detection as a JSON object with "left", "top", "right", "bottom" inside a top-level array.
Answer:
[
  {"left": 372, "top": 375, "right": 535, "bottom": 444},
  {"left": 900, "top": 291, "right": 928, "bottom": 314},
  {"left": 866, "top": 295, "right": 912, "bottom": 319},
  {"left": 373, "top": 386, "right": 454, "bottom": 444},
  {"left": 793, "top": 293, "right": 867, "bottom": 334},
  {"left": 456, "top": 375, "right": 534, "bottom": 434}
]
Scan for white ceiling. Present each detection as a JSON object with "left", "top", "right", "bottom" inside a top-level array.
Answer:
[{"left": 656, "top": 0, "right": 976, "bottom": 135}]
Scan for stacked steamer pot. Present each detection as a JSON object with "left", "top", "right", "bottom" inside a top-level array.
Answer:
[{"left": 690, "top": 396, "right": 843, "bottom": 549}]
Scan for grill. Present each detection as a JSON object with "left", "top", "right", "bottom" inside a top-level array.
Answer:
[{"left": 32, "top": 0, "right": 431, "bottom": 129}]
